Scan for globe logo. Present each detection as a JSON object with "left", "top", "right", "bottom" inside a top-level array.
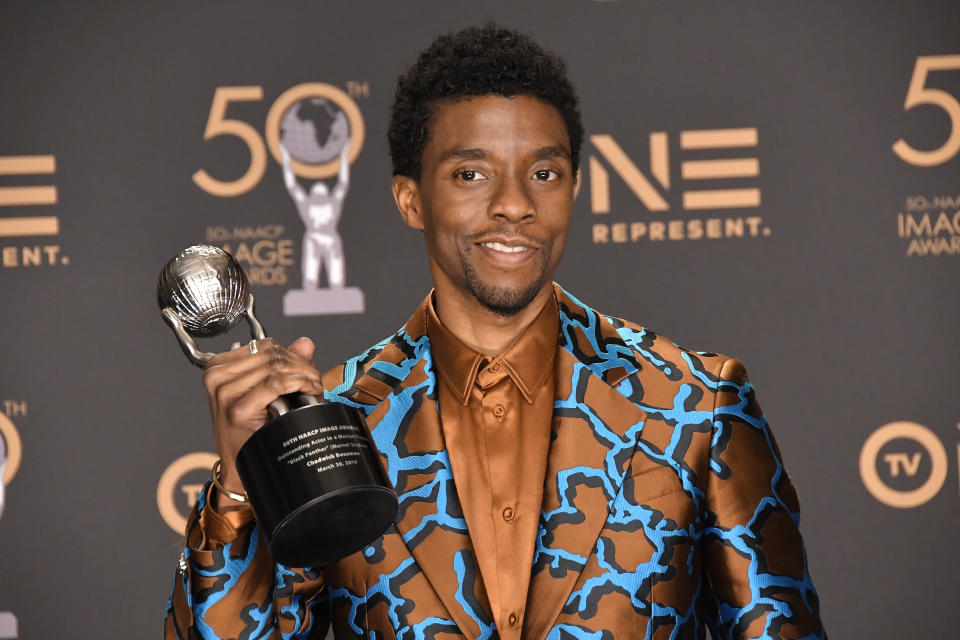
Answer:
[
  {"left": 280, "top": 98, "right": 351, "bottom": 166},
  {"left": 260, "top": 82, "right": 366, "bottom": 316}
]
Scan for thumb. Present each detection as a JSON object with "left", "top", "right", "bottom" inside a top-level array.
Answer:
[{"left": 288, "top": 336, "right": 316, "bottom": 361}]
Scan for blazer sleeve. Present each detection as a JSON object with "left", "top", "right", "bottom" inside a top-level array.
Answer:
[
  {"left": 163, "top": 481, "right": 329, "bottom": 639},
  {"left": 702, "top": 358, "right": 826, "bottom": 639}
]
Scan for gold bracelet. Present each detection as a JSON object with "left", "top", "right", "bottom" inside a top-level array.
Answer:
[{"left": 211, "top": 459, "right": 248, "bottom": 502}]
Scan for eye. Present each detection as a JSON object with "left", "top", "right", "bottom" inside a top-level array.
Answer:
[
  {"left": 533, "top": 169, "right": 560, "bottom": 181},
  {"left": 454, "top": 169, "right": 487, "bottom": 182}
]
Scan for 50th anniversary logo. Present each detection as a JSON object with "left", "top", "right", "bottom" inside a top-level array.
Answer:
[
  {"left": 192, "top": 81, "right": 368, "bottom": 315},
  {"left": 892, "top": 54, "right": 960, "bottom": 258},
  {"left": 0, "top": 400, "right": 25, "bottom": 520}
]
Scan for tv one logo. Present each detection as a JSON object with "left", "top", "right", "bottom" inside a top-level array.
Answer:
[
  {"left": 157, "top": 452, "right": 217, "bottom": 534},
  {"left": 859, "top": 421, "right": 958, "bottom": 508},
  {"left": 588, "top": 128, "right": 770, "bottom": 244}
]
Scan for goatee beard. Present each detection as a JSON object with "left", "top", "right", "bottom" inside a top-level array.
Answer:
[{"left": 461, "top": 250, "right": 548, "bottom": 317}]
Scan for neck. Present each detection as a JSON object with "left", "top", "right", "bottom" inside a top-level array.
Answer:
[{"left": 432, "top": 283, "right": 554, "bottom": 356}]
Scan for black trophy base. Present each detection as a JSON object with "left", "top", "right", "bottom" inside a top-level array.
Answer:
[
  {"left": 235, "top": 400, "right": 398, "bottom": 568},
  {"left": 271, "top": 484, "right": 397, "bottom": 568}
]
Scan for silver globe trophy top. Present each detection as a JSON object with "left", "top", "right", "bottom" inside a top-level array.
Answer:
[{"left": 157, "top": 244, "right": 267, "bottom": 367}]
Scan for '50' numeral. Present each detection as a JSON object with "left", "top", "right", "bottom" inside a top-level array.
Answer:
[
  {"left": 192, "top": 84, "right": 365, "bottom": 198},
  {"left": 892, "top": 55, "right": 960, "bottom": 167}
]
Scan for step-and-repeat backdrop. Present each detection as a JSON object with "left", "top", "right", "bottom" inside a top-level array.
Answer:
[{"left": 1, "top": 1, "right": 957, "bottom": 638}]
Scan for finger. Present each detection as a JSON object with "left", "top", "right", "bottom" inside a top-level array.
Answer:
[
  {"left": 287, "top": 337, "right": 315, "bottom": 362},
  {"left": 212, "top": 364, "right": 275, "bottom": 413},
  {"left": 229, "top": 372, "right": 321, "bottom": 422},
  {"left": 209, "top": 355, "right": 323, "bottom": 402},
  {"left": 203, "top": 349, "right": 286, "bottom": 389},
  {"left": 287, "top": 338, "right": 324, "bottom": 393},
  {"left": 206, "top": 338, "right": 280, "bottom": 368}
]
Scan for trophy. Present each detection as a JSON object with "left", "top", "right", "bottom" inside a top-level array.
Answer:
[{"left": 157, "top": 244, "right": 397, "bottom": 567}]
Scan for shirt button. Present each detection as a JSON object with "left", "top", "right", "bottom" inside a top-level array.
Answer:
[
  {"left": 489, "top": 362, "right": 501, "bottom": 372},
  {"left": 502, "top": 506, "right": 515, "bottom": 521},
  {"left": 493, "top": 404, "right": 505, "bottom": 418},
  {"left": 508, "top": 612, "right": 519, "bottom": 626}
]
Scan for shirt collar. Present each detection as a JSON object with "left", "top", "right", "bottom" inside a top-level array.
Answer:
[{"left": 425, "top": 290, "right": 559, "bottom": 406}]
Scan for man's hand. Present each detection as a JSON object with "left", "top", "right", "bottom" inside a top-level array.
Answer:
[{"left": 202, "top": 337, "right": 324, "bottom": 510}]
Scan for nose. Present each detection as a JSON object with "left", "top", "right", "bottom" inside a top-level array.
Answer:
[{"left": 488, "top": 173, "right": 535, "bottom": 223}]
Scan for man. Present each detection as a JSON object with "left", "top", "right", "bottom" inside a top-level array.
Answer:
[{"left": 165, "top": 24, "right": 825, "bottom": 639}]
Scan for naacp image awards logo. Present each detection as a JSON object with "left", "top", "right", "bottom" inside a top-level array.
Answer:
[
  {"left": 279, "top": 93, "right": 364, "bottom": 315},
  {"left": 194, "top": 82, "right": 366, "bottom": 316}
]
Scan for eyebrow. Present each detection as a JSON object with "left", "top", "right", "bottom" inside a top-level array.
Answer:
[
  {"left": 438, "top": 145, "right": 571, "bottom": 164},
  {"left": 438, "top": 148, "right": 488, "bottom": 163},
  {"left": 533, "top": 145, "right": 571, "bottom": 161}
]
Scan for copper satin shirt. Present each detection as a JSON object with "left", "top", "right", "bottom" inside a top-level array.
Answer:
[{"left": 425, "top": 293, "right": 557, "bottom": 637}]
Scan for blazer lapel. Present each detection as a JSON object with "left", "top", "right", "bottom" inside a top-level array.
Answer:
[
  {"left": 343, "top": 303, "right": 496, "bottom": 638},
  {"left": 522, "top": 289, "right": 649, "bottom": 640}
]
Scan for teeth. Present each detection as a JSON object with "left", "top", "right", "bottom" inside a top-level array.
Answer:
[{"left": 482, "top": 241, "right": 528, "bottom": 253}]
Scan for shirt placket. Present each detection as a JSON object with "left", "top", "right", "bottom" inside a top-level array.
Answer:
[{"left": 476, "top": 361, "right": 525, "bottom": 637}]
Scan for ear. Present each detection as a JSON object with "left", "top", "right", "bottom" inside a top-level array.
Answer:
[
  {"left": 572, "top": 170, "right": 582, "bottom": 200},
  {"left": 392, "top": 175, "right": 424, "bottom": 230}
]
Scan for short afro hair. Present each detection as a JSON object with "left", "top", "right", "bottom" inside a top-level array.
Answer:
[{"left": 388, "top": 23, "right": 584, "bottom": 180}]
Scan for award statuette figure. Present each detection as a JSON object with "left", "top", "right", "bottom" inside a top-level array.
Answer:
[{"left": 157, "top": 244, "right": 397, "bottom": 567}]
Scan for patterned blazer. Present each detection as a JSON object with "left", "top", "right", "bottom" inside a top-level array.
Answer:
[{"left": 165, "top": 285, "right": 825, "bottom": 640}]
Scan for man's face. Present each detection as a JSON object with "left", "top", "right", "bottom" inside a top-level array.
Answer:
[{"left": 395, "top": 94, "right": 576, "bottom": 316}]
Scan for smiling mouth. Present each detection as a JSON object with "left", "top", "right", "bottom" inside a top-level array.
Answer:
[
  {"left": 472, "top": 236, "right": 542, "bottom": 268},
  {"left": 479, "top": 241, "right": 532, "bottom": 253}
]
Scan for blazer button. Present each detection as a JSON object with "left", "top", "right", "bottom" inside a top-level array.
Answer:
[
  {"left": 508, "top": 612, "right": 519, "bottom": 626},
  {"left": 502, "top": 506, "right": 515, "bottom": 521}
]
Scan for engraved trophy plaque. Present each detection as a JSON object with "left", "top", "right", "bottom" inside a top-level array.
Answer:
[{"left": 157, "top": 244, "right": 397, "bottom": 567}]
